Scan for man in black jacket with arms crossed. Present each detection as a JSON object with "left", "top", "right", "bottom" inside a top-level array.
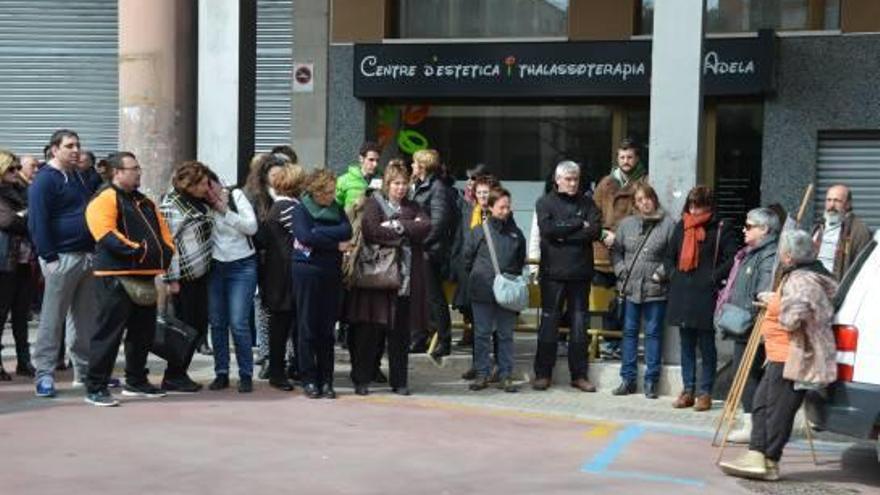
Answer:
[{"left": 533, "top": 161, "right": 602, "bottom": 392}]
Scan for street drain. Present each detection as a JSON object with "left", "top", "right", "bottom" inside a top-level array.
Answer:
[{"left": 739, "top": 480, "right": 861, "bottom": 495}]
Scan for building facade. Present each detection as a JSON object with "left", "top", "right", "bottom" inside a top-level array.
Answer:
[{"left": 322, "top": 0, "right": 880, "bottom": 229}]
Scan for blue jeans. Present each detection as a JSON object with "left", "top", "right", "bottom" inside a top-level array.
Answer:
[
  {"left": 209, "top": 256, "right": 258, "bottom": 378},
  {"left": 679, "top": 326, "right": 717, "bottom": 396},
  {"left": 620, "top": 300, "right": 666, "bottom": 385},
  {"left": 471, "top": 302, "right": 517, "bottom": 379}
]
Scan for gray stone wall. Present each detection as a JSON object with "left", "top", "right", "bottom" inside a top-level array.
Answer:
[
  {"left": 327, "top": 43, "right": 367, "bottom": 173},
  {"left": 761, "top": 34, "right": 880, "bottom": 225}
]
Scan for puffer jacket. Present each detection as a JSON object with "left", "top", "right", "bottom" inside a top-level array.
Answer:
[
  {"left": 463, "top": 216, "right": 526, "bottom": 304},
  {"left": 535, "top": 190, "right": 602, "bottom": 281},
  {"left": 593, "top": 172, "right": 647, "bottom": 272},
  {"left": 724, "top": 235, "right": 778, "bottom": 340},
  {"left": 610, "top": 209, "right": 675, "bottom": 303},
  {"left": 410, "top": 173, "right": 453, "bottom": 262},
  {"left": 779, "top": 261, "right": 838, "bottom": 386}
]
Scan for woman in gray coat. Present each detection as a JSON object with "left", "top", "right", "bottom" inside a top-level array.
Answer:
[
  {"left": 610, "top": 182, "right": 675, "bottom": 398},
  {"left": 715, "top": 207, "right": 779, "bottom": 442}
]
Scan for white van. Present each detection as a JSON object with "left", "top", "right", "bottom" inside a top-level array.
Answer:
[{"left": 805, "top": 231, "right": 880, "bottom": 459}]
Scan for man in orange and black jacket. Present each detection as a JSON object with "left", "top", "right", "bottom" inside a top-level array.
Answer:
[{"left": 83, "top": 151, "right": 175, "bottom": 407}]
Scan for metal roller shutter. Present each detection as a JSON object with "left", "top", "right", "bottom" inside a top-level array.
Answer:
[
  {"left": 816, "top": 131, "right": 880, "bottom": 231},
  {"left": 256, "top": 0, "right": 293, "bottom": 154},
  {"left": 0, "top": 0, "right": 118, "bottom": 157}
]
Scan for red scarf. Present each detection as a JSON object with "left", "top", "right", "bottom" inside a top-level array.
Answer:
[{"left": 678, "top": 211, "right": 712, "bottom": 272}]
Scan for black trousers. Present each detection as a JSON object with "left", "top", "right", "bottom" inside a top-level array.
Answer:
[
  {"left": 413, "top": 258, "right": 450, "bottom": 349},
  {"left": 350, "top": 298, "right": 411, "bottom": 389},
  {"left": 268, "top": 309, "right": 296, "bottom": 381},
  {"left": 86, "top": 276, "right": 156, "bottom": 393},
  {"left": 534, "top": 279, "right": 589, "bottom": 381},
  {"left": 294, "top": 264, "right": 341, "bottom": 387},
  {"left": 732, "top": 340, "right": 766, "bottom": 413},
  {"left": 166, "top": 274, "right": 209, "bottom": 380},
  {"left": 0, "top": 263, "right": 34, "bottom": 364},
  {"left": 749, "top": 362, "right": 806, "bottom": 462}
]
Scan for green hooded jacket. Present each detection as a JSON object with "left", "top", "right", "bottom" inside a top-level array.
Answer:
[{"left": 335, "top": 164, "right": 368, "bottom": 210}]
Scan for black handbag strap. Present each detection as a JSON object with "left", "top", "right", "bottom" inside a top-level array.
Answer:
[
  {"left": 481, "top": 221, "right": 502, "bottom": 276},
  {"left": 620, "top": 222, "right": 656, "bottom": 294},
  {"left": 713, "top": 219, "right": 725, "bottom": 268}
]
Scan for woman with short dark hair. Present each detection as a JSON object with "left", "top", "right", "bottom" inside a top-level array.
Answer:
[
  {"left": 666, "top": 186, "right": 738, "bottom": 411},
  {"left": 463, "top": 187, "right": 525, "bottom": 393}
]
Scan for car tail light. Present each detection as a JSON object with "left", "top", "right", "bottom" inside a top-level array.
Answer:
[{"left": 834, "top": 324, "right": 858, "bottom": 382}]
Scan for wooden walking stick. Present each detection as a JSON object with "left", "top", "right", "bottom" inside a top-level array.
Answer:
[{"left": 715, "top": 184, "right": 815, "bottom": 462}]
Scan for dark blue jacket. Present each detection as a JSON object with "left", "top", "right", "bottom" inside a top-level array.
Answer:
[
  {"left": 463, "top": 216, "right": 526, "bottom": 304},
  {"left": 28, "top": 166, "right": 95, "bottom": 262},
  {"left": 290, "top": 200, "right": 352, "bottom": 274},
  {"left": 76, "top": 167, "right": 103, "bottom": 195}
]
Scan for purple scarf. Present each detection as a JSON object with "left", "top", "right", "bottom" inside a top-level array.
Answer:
[{"left": 715, "top": 246, "right": 750, "bottom": 314}]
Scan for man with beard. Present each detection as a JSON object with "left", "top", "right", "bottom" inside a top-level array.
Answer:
[{"left": 811, "top": 184, "right": 872, "bottom": 280}]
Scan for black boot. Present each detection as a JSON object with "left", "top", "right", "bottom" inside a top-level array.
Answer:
[
  {"left": 16, "top": 361, "right": 35, "bottom": 378},
  {"left": 612, "top": 381, "right": 637, "bottom": 396}
]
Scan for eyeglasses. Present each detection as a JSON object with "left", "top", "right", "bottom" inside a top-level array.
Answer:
[{"left": 743, "top": 223, "right": 759, "bottom": 231}]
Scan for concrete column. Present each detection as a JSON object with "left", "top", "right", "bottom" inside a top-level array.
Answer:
[
  {"left": 197, "top": 0, "right": 256, "bottom": 185},
  {"left": 648, "top": 0, "right": 706, "bottom": 217},
  {"left": 119, "top": 0, "right": 196, "bottom": 198},
  {"left": 293, "top": 0, "right": 330, "bottom": 168}
]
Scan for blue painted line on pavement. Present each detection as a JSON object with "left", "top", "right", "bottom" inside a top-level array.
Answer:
[
  {"left": 581, "top": 424, "right": 645, "bottom": 473},
  {"left": 586, "top": 470, "right": 706, "bottom": 488},
  {"left": 581, "top": 423, "right": 706, "bottom": 488}
]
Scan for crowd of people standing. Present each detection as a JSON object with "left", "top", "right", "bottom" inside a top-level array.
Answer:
[{"left": 0, "top": 131, "right": 870, "bottom": 480}]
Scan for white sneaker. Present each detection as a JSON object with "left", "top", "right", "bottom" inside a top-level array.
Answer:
[
  {"left": 726, "top": 413, "right": 753, "bottom": 444},
  {"left": 71, "top": 379, "right": 85, "bottom": 389}
]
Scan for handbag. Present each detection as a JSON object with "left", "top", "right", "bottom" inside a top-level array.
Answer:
[
  {"left": 118, "top": 276, "right": 158, "bottom": 306},
  {"left": 152, "top": 308, "right": 200, "bottom": 367},
  {"left": 482, "top": 222, "right": 529, "bottom": 313},
  {"left": 353, "top": 242, "right": 401, "bottom": 290},
  {"left": 714, "top": 302, "right": 754, "bottom": 337},
  {"left": 614, "top": 223, "right": 656, "bottom": 321}
]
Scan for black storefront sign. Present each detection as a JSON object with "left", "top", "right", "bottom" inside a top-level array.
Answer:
[{"left": 354, "top": 31, "right": 774, "bottom": 99}]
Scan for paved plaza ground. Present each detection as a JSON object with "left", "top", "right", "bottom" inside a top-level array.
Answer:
[{"left": 2, "top": 331, "right": 878, "bottom": 494}]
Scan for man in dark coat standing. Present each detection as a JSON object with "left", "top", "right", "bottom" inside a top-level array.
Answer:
[{"left": 533, "top": 161, "right": 602, "bottom": 392}]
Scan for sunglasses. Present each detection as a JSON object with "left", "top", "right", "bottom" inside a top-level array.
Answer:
[
  {"left": 6, "top": 165, "right": 21, "bottom": 172},
  {"left": 743, "top": 223, "right": 759, "bottom": 231}
]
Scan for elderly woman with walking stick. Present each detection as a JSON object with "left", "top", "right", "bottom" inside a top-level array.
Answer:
[
  {"left": 719, "top": 229, "right": 838, "bottom": 481},
  {"left": 715, "top": 207, "right": 781, "bottom": 441}
]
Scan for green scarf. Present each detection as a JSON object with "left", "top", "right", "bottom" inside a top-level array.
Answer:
[
  {"left": 302, "top": 194, "right": 342, "bottom": 223},
  {"left": 611, "top": 161, "right": 647, "bottom": 187}
]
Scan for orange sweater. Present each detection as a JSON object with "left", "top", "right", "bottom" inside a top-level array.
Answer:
[{"left": 761, "top": 291, "right": 790, "bottom": 363}]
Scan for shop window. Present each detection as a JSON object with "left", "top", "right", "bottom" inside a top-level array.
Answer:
[
  {"left": 375, "top": 104, "right": 611, "bottom": 182},
  {"left": 393, "top": 0, "right": 568, "bottom": 39},
  {"left": 713, "top": 102, "right": 764, "bottom": 227},
  {"left": 639, "top": 0, "right": 840, "bottom": 35}
]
